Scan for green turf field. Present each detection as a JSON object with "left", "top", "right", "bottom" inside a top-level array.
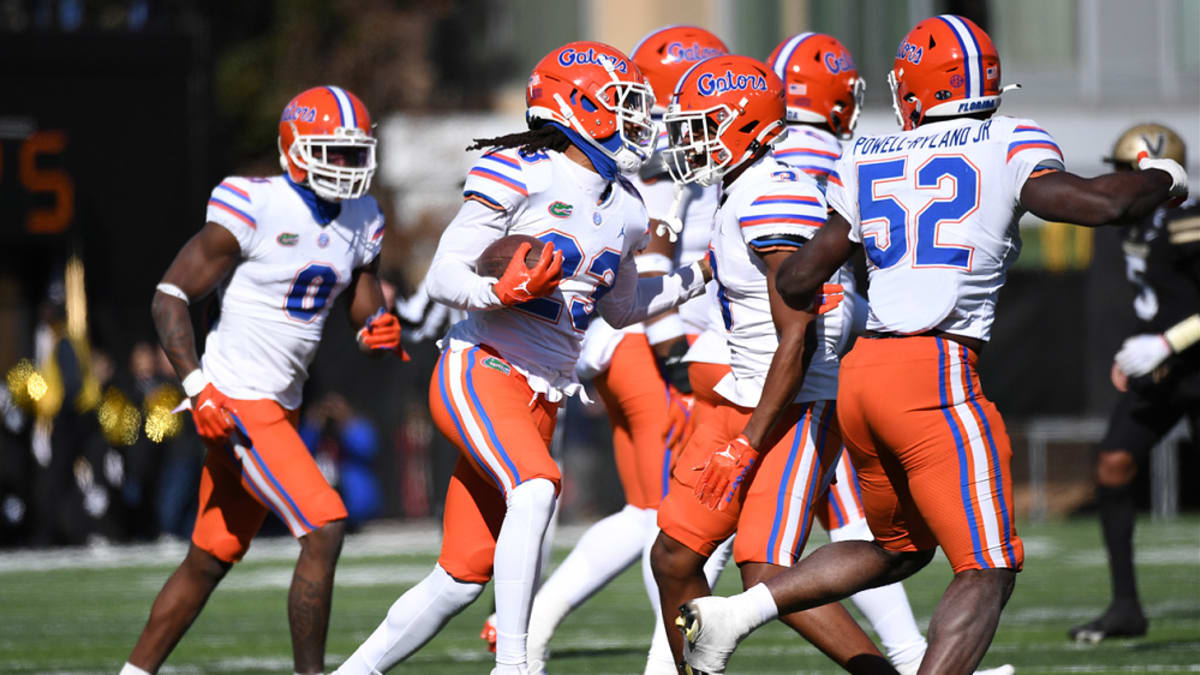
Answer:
[{"left": 0, "top": 516, "right": 1196, "bottom": 674}]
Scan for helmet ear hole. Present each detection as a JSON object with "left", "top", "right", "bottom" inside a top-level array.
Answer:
[{"left": 739, "top": 120, "right": 759, "bottom": 134}]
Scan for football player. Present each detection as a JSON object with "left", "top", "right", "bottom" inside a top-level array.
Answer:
[
  {"left": 766, "top": 32, "right": 931, "bottom": 672},
  {"left": 1070, "top": 124, "right": 1199, "bottom": 644},
  {"left": 334, "top": 41, "right": 711, "bottom": 675},
  {"left": 526, "top": 26, "right": 732, "bottom": 675},
  {"left": 674, "top": 15, "right": 1187, "bottom": 675},
  {"left": 648, "top": 53, "right": 893, "bottom": 672},
  {"left": 120, "top": 86, "right": 404, "bottom": 675}
]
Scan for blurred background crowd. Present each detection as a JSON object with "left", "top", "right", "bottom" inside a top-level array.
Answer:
[{"left": 0, "top": 0, "right": 1196, "bottom": 549}]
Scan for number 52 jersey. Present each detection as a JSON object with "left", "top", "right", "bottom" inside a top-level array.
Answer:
[
  {"left": 201, "top": 175, "right": 385, "bottom": 410},
  {"left": 828, "top": 115, "right": 1064, "bottom": 340}
]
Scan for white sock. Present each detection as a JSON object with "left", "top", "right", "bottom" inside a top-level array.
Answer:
[
  {"left": 529, "top": 504, "right": 648, "bottom": 662},
  {"left": 742, "top": 582, "right": 781, "bottom": 626},
  {"left": 643, "top": 525, "right": 735, "bottom": 671},
  {"left": 120, "top": 664, "right": 152, "bottom": 675},
  {"left": 537, "top": 493, "right": 561, "bottom": 589},
  {"left": 334, "top": 564, "right": 483, "bottom": 674},
  {"left": 829, "top": 518, "right": 928, "bottom": 666},
  {"left": 494, "top": 478, "right": 557, "bottom": 667}
]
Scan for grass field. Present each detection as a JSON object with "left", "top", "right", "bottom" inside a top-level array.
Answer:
[{"left": 0, "top": 516, "right": 1196, "bottom": 674}]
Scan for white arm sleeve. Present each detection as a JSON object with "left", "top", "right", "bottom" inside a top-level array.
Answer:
[
  {"left": 598, "top": 257, "right": 707, "bottom": 329},
  {"left": 425, "top": 200, "right": 508, "bottom": 311}
]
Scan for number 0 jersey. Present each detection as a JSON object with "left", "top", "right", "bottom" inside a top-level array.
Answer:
[
  {"left": 202, "top": 175, "right": 385, "bottom": 409},
  {"left": 828, "top": 116, "right": 1064, "bottom": 340},
  {"left": 709, "top": 155, "right": 853, "bottom": 407}
]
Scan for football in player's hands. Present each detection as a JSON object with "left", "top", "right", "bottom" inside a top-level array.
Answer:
[{"left": 476, "top": 234, "right": 547, "bottom": 278}]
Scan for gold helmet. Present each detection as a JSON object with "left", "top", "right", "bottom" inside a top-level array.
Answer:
[{"left": 1104, "top": 122, "right": 1186, "bottom": 167}]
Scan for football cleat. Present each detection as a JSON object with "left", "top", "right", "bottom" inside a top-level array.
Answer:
[
  {"left": 1068, "top": 605, "right": 1148, "bottom": 644},
  {"left": 480, "top": 613, "right": 498, "bottom": 653},
  {"left": 896, "top": 658, "right": 1016, "bottom": 675},
  {"left": 676, "top": 597, "right": 753, "bottom": 674}
]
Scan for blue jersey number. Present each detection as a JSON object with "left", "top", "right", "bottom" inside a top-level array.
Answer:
[
  {"left": 858, "top": 155, "right": 978, "bottom": 270},
  {"left": 285, "top": 263, "right": 339, "bottom": 322},
  {"left": 515, "top": 232, "right": 621, "bottom": 332}
]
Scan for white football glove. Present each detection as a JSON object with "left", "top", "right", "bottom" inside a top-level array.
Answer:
[
  {"left": 1137, "top": 152, "right": 1188, "bottom": 199},
  {"left": 1114, "top": 333, "right": 1172, "bottom": 378}
]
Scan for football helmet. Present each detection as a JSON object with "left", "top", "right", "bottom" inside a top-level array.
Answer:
[
  {"left": 526, "top": 41, "right": 656, "bottom": 174},
  {"left": 1105, "top": 123, "right": 1186, "bottom": 167},
  {"left": 631, "top": 25, "right": 729, "bottom": 110},
  {"left": 663, "top": 55, "right": 786, "bottom": 186},
  {"left": 278, "top": 86, "right": 377, "bottom": 201},
  {"left": 767, "top": 32, "right": 864, "bottom": 139},
  {"left": 889, "top": 15, "right": 1002, "bottom": 131}
]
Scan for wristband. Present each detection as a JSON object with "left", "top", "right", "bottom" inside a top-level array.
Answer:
[
  {"left": 645, "top": 312, "right": 685, "bottom": 345},
  {"left": 635, "top": 253, "right": 673, "bottom": 275},
  {"left": 181, "top": 369, "right": 209, "bottom": 398},
  {"left": 156, "top": 283, "right": 190, "bottom": 304},
  {"left": 1164, "top": 313, "right": 1200, "bottom": 353}
]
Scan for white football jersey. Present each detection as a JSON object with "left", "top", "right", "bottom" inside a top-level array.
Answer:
[
  {"left": 828, "top": 116, "right": 1064, "bottom": 340},
  {"left": 202, "top": 175, "right": 385, "bottom": 409},
  {"left": 709, "top": 155, "right": 853, "bottom": 407},
  {"left": 773, "top": 124, "right": 842, "bottom": 183},
  {"left": 427, "top": 149, "right": 706, "bottom": 399}
]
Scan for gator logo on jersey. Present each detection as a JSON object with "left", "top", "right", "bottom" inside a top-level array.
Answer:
[
  {"left": 558, "top": 47, "right": 628, "bottom": 73},
  {"left": 697, "top": 70, "right": 767, "bottom": 96},
  {"left": 667, "top": 41, "right": 723, "bottom": 63},
  {"left": 276, "top": 232, "right": 299, "bottom": 246},
  {"left": 548, "top": 201, "right": 574, "bottom": 218},
  {"left": 482, "top": 356, "right": 511, "bottom": 375},
  {"left": 824, "top": 50, "right": 854, "bottom": 75}
]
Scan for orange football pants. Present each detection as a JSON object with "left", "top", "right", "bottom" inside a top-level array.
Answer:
[
  {"left": 657, "top": 398, "right": 842, "bottom": 566},
  {"left": 594, "top": 334, "right": 672, "bottom": 509},
  {"left": 193, "top": 397, "right": 347, "bottom": 563},
  {"left": 430, "top": 344, "right": 560, "bottom": 584},
  {"left": 838, "top": 336, "right": 1023, "bottom": 573},
  {"left": 685, "top": 360, "right": 866, "bottom": 534}
]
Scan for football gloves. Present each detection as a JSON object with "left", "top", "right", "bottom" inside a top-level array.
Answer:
[
  {"left": 191, "top": 382, "right": 236, "bottom": 446},
  {"left": 1137, "top": 150, "right": 1188, "bottom": 203},
  {"left": 357, "top": 307, "right": 410, "bottom": 360},
  {"left": 814, "top": 283, "right": 845, "bottom": 315},
  {"left": 1115, "top": 333, "right": 1171, "bottom": 378},
  {"left": 493, "top": 242, "right": 564, "bottom": 305},
  {"left": 694, "top": 434, "right": 758, "bottom": 511}
]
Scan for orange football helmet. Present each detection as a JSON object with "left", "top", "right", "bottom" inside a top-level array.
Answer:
[
  {"left": 767, "top": 32, "right": 864, "bottom": 139},
  {"left": 278, "top": 86, "right": 376, "bottom": 201},
  {"left": 663, "top": 55, "right": 786, "bottom": 186},
  {"left": 631, "top": 25, "right": 729, "bottom": 110},
  {"left": 526, "top": 41, "right": 656, "bottom": 173},
  {"left": 889, "top": 15, "right": 1002, "bottom": 131}
]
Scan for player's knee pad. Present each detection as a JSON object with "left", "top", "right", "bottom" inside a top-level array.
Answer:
[{"left": 827, "top": 516, "right": 874, "bottom": 543}]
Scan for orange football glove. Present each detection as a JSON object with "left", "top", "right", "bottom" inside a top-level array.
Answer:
[
  {"left": 664, "top": 385, "right": 694, "bottom": 455},
  {"left": 493, "top": 242, "right": 564, "bottom": 305},
  {"left": 357, "top": 308, "right": 410, "bottom": 360},
  {"left": 694, "top": 434, "right": 758, "bottom": 511},
  {"left": 191, "top": 382, "right": 236, "bottom": 446},
  {"left": 815, "top": 283, "right": 845, "bottom": 315}
]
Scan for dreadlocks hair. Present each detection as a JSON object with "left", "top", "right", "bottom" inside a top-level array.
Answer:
[{"left": 466, "top": 124, "right": 572, "bottom": 155}]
